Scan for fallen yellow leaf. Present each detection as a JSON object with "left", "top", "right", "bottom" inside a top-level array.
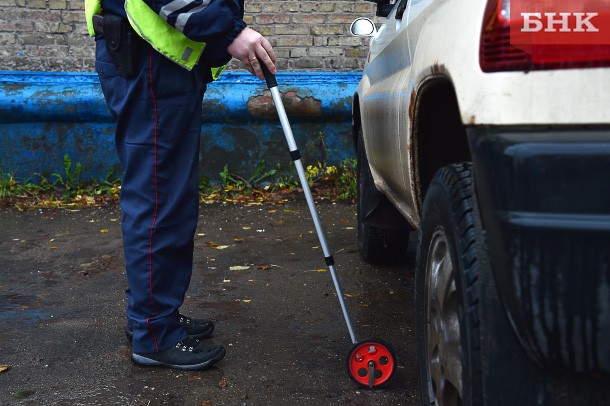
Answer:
[
  {"left": 242, "top": 299, "right": 252, "bottom": 303},
  {"left": 100, "top": 229, "right": 109, "bottom": 233},
  {"left": 230, "top": 265, "right": 250, "bottom": 271},
  {"left": 0, "top": 365, "right": 11, "bottom": 373},
  {"left": 206, "top": 241, "right": 230, "bottom": 250}
]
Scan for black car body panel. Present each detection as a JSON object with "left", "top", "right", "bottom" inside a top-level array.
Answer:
[{"left": 468, "top": 126, "right": 610, "bottom": 373}]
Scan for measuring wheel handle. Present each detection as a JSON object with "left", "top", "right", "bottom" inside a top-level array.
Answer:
[{"left": 346, "top": 339, "right": 397, "bottom": 388}]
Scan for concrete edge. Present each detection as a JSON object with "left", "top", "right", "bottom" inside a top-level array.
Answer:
[{"left": 0, "top": 71, "right": 360, "bottom": 182}]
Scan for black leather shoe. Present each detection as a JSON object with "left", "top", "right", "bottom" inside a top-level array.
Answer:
[
  {"left": 132, "top": 338, "right": 225, "bottom": 370},
  {"left": 125, "top": 314, "right": 214, "bottom": 340}
]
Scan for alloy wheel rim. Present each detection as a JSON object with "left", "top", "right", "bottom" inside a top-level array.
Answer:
[{"left": 426, "top": 228, "right": 463, "bottom": 405}]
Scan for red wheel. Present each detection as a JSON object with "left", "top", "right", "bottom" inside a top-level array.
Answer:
[{"left": 346, "top": 339, "right": 396, "bottom": 388}]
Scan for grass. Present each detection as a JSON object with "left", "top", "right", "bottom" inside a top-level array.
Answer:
[{"left": 0, "top": 156, "right": 357, "bottom": 210}]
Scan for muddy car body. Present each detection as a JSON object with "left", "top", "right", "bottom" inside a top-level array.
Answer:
[{"left": 351, "top": 0, "right": 610, "bottom": 404}]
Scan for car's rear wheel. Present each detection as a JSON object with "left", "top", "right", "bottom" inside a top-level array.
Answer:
[
  {"left": 356, "top": 128, "right": 410, "bottom": 264},
  {"left": 416, "top": 163, "right": 484, "bottom": 405}
]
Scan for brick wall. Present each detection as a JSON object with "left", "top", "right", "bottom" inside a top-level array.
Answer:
[{"left": 0, "top": 0, "right": 379, "bottom": 72}]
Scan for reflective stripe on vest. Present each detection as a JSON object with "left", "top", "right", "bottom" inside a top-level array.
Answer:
[
  {"left": 125, "top": 0, "right": 204, "bottom": 71},
  {"left": 85, "top": 0, "right": 226, "bottom": 78}
]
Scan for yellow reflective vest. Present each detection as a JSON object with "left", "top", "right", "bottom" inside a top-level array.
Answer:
[{"left": 85, "top": 0, "right": 225, "bottom": 79}]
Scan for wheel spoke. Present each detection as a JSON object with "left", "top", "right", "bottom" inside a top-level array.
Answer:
[
  {"left": 429, "top": 231, "right": 447, "bottom": 313},
  {"left": 437, "top": 243, "right": 456, "bottom": 313},
  {"left": 429, "top": 345, "right": 443, "bottom": 403},
  {"left": 443, "top": 334, "right": 463, "bottom": 397}
]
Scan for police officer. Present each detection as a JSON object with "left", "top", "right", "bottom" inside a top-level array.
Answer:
[{"left": 85, "top": 0, "right": 275, "bottom": 370}]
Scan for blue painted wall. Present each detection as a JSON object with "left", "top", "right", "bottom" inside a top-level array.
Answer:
[{"left": 0, "top": 71, "right": 360, "bottom": 183}]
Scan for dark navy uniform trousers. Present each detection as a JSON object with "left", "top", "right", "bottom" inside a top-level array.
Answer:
[{"left": 95, "top": 37, "right": 207, "bottom": 354}]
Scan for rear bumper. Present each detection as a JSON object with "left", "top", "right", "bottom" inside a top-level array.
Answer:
[{"left": 468, "top": 126, "right": 610, "bottom": 373}]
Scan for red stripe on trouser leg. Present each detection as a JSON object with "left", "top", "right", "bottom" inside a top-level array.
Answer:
[
  {"left": 146, "top": 318, "right": 159, "bottom": 352},
  {"left": 147, "top": 47, "right": 160, "bottom": 352}
]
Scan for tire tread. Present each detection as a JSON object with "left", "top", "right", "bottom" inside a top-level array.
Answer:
[{"left": 416, "top": 162, "right": 484, "bottom": 405}]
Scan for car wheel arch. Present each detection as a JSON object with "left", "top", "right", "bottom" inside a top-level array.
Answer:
[{"left": 410, "top": 76, "right": 471, "bottom": 214}]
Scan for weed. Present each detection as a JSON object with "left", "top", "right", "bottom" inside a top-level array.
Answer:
[
  {"left": 91, "top": 167, "right": 121, "bottom": 197},
  {"left": 249, "top": 161, "right": 280, "bottom": 187},
  {"left": 338, "top": 158, "right": 357, "bottom": 201},
  {"left": 0, "top": 155, "right": 357, "bottom": 208},
  {"left": 0, "top": 169, "right": 42, "bottom": 199},
  {"left": 273, "top": 161, "right": 299, "bottom": 191},
  {"left": 221, "top": 161, "right": 279, "bottom": 190},
  {"left": 52, "top": 154, "right": 84, "bottom": 200},
  {"left": 0, "top": 169, "right": 19, "bottom": 198},
  {"left": 301, "top": 158, "right": 357, "bottom": 202},
  {"left": 198, "top": 174, "right": 211, "bottom": 193}
]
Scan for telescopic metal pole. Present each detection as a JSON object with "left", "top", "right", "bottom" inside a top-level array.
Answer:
[{"left": 260, "top": 65, "right": 358, "bottom": 345}]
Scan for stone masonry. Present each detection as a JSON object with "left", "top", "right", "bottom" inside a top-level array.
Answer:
[{"left": 0, "top": 0, "right": 379, "bottom": 72}]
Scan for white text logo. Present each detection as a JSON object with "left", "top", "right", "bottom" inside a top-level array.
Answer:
[{"left": 521, "top": 12, "right": 599, "bottom": 33}]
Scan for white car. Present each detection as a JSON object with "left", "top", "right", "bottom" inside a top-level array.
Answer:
[{"left": 351, "top": 0, "right": 610, "bottom": 404}]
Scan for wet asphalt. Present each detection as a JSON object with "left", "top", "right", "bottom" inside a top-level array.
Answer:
[{"left": 0, "top": 198, "right": 418, "bottom": 405}]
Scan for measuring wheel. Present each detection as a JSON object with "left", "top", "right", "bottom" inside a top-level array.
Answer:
[
  {"left": 346, "top": 339, "right": 396, "bottom": 388},
  {"left": 259, "top": 63, "right": 398, "bottom": 390}
]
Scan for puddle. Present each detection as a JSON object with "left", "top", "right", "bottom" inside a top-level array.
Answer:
[{"left": 0, "top": 293, "right": 50, "bottom": 325}]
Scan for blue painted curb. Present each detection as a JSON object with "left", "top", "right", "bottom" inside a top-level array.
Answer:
[{"left": 0, "top": 71, "right": 360, "bottom": 183}]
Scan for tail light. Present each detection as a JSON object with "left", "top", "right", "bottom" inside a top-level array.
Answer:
[{"left": 480, "top": 0, "right": 610, "bottom": 72}]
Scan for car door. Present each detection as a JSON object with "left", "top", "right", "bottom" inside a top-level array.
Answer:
[
  {"left": 404, "top": 0, "right": 435, "bottom": 67},
  {"left": 360, "top": 0, "right": 417, "bottom": 219}
]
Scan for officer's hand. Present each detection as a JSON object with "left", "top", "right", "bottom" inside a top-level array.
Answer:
[{"left": 228, "top": 27, "right": 276, "bottom": 80}]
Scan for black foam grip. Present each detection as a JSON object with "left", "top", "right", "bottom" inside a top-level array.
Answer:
[
  {"left": 325, "top": 256, "right": 335, "bottom": 266},
  {"left": 260, "top": 62, "right": 277, "bottom": 89}
]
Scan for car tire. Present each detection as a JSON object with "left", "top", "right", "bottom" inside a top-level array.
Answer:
[
  {"left": 415, "top": 162, "right": 484, "bottom": 406},
  {"left": 356, "top": 128, "right": 410, "bottom": 264}
]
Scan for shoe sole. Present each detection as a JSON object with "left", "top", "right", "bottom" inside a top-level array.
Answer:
[
  {"left": 125, "top": 324, "right": 214, "bottom": 341},
  {"left": 131, "top": 347, "right": 226, "bottom": 371}
]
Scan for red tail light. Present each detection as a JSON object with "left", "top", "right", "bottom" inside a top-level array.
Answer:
[{"left": 480, "top": 0, "right": 610, "bottom": 72}]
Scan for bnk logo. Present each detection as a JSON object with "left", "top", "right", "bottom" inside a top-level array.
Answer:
[
  {"left": 521, "top": 12, "right": 599, "bottom": 33},
  {"left": 511, "top": 0, "right": 610, "bottom": 46}
]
